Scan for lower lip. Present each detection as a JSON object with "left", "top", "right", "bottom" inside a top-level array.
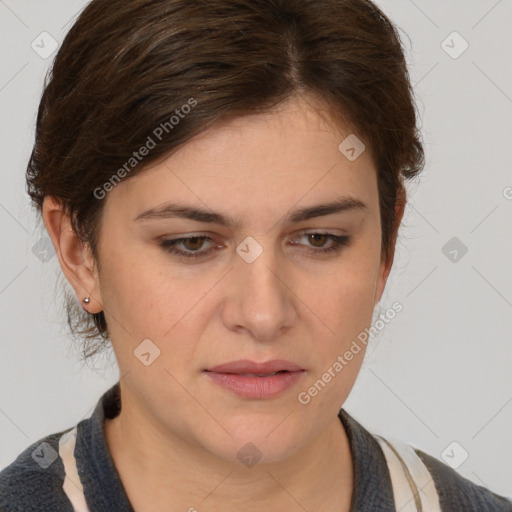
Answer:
[{"left": 204, "top": 370, "right": 305, "bottom": 399}]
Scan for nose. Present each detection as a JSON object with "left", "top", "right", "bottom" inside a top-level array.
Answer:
[{"left": 221, "top": 238, "right": 298, "bottom": 342}]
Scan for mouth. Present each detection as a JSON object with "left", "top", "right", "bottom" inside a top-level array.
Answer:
[
  {"left": 203, "top": 360, "right": 305, "bottom": 399},
  {"left": 204, "top": 359, "right": 304, "bottom": 374},
  {"left": 228, "top": 371, "right": 287, "bottom": 377}
]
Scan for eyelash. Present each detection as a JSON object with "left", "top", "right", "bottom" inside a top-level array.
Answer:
[{"left": 159, "top": 233, "right": 351, "bottom": 259}]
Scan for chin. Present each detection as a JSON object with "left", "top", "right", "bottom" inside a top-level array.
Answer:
[
  {"left": 215, "top": 418, "right": 309, "bottom": 466},
  {"left": 209, "top": 436, "right": 304, "bottom": 468}
]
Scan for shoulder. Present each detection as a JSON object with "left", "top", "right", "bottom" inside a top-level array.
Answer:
[
  {"left": 340, "top": 408, "right": 512, "bottom": 512},
  {"left": 414, "top": 448, "right": 512, "bottom": 512},
  {"left": 0, "top": 428, "right": 74, "bottom": 512}
]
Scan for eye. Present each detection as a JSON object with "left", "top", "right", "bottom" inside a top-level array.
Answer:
[
  {"left": 159, "top": 235, "right": 218, "bottom": 259},
  {"left": 292, "top": 232, "right": 351, "bottom": 255},
  {"left": 158, "top": 232, "right": 351, "bottom": 260}
]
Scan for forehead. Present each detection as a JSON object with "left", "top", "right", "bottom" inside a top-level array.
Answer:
[
  {"left": 168, "top": 94, "right": 370, "bottom": 164},
  {"left": 105, "top": 94, "right": 378, "bottom": 224}
]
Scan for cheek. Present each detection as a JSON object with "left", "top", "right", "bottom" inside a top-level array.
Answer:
[
  {"left": 98, "top": 243, "right": 219, "bottom": 367},
  {"left": 310, "top": 244, "right": 381, "bottom": 336},
  {"left": 96, "top": 238, "right": 175, "bottom": 343},
  {"left": 295, "top": 268, "right": 377, "bottom": 410},
  {"left": 303, "top": 276, "right": 375, "bottom": 381}
]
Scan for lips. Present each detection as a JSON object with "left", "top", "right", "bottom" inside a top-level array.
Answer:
[
  {"left": 205, "top": 359, "right": 304, "bottom": 374},
  {"left": 204, "top": 359, "right": 305, "bottom": 399}
]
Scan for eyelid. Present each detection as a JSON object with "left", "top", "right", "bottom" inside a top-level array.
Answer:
[
  {"left": 159, "top": 229, "right": 348, "bottom": 244},
  {"left": 290, "top": 227, "right": 349, "bottom": 238},
  {"left": 158, "top": 230, "right": 351, "bottom": 261}
]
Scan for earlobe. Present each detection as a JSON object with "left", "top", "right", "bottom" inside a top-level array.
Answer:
[{"left": 42, "top": 196, "right": 103, "bottom": 313}]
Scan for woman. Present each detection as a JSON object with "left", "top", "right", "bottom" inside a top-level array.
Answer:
[{"left": 1, "top": 0, "right": 510, "bottom": 510}]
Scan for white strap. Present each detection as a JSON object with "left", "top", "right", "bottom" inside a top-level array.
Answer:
[
  {"left": 58, "top": 427, "right": 91, "bottom": 512},
  {"left": 375, "top": 435, "right": 442, "bottom": 512}
]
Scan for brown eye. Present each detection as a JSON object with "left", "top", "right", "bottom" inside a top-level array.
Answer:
[
  {"left": 181, "top": 237, "right": 206, "bottom": 251},
  {"left": 159, "top": 236, "right": 216, "bottom": 259},
  {"left": 307, "top": 233, "right": 330, "bottom": 248},
  {"left": 293, "top": 232, "right": 351, "bottom": 255}
]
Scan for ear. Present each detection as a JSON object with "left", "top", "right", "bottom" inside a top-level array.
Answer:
[
  {"left": 42, "top": 196, "right": 103, "bottom": 313},
  {"left": 374, "top": 186, "right": 406, "bottom": 305}
]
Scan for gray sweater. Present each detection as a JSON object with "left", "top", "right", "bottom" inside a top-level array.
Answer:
[{"left": 0, "top": 382, "right": 510, "bottom": 511}]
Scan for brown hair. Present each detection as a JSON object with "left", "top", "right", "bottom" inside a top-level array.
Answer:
[{"left": 26, "top": 0, "right": 424, "bottom": 361}]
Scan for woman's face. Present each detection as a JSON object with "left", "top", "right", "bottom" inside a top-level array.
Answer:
[{"left": 91, "top": 94, "right": 393, "bottom": 464}]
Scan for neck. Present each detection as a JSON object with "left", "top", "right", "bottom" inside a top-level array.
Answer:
[{"left": 104, "top": 392, "right": 354, "bottom": 512}]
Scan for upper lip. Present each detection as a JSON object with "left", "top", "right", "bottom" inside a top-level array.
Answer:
[{"left": 205, "top": 359, "right": 304, "bottom": 374}]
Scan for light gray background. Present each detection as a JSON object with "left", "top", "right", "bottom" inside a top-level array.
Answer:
[{"left": 1, "top": 0, "right": 511, "bottom": 499}]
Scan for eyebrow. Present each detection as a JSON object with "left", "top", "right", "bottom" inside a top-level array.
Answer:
[{"left": 133, "top": 196, "right": 367, "bottom": 228}]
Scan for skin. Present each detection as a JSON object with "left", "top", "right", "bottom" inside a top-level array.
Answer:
[{"left": 43, "top": 93, "right": 404, "bottom": 512}]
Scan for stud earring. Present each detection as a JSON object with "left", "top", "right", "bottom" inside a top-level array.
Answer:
[{"left": 83, "top": 297, "right": 90, "bottom": 304}]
